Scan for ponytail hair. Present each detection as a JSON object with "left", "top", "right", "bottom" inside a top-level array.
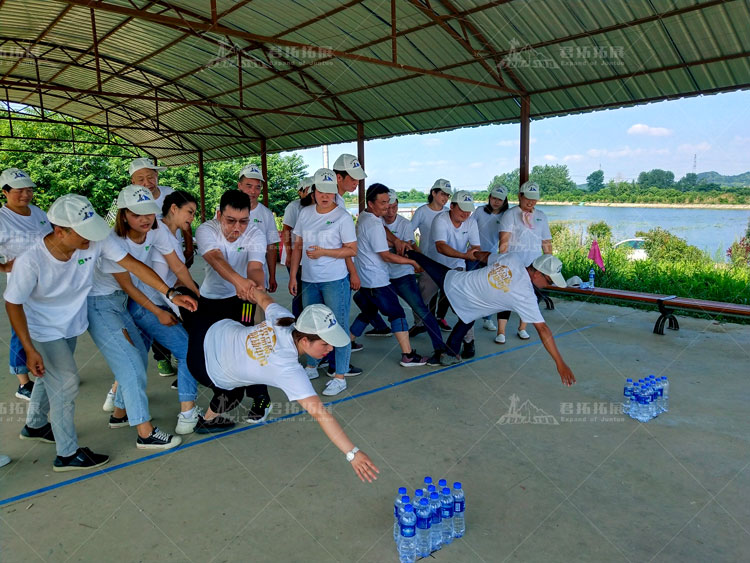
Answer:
[{"left": 162, "top": 190, "right": 197, "bottom": 217}]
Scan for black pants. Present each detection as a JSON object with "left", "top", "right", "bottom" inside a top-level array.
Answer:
[{"left": 180, "top": 293, "right": 269, "bottom": 414}]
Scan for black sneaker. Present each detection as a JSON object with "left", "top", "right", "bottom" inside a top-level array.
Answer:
[
  {"left": 108, "top": 414, "right": 129, "bottom": 428},
  {"left": 19, "top": 423, "right": 55, "bottom": 443},
  {"left": 365, "top": 328, "right": 392, "bottom": 337},
  {"left": 350, "top": 341, "right": 364, "bottom": 353},
  {"left": 461, "top": 340, "right": 476, "bottom": 359},
  {"left": 400, "top": 350, "right": 428, "bottom": 367},
  {"left": 426, "top": 352, "right": 443, "bottom": 366},
  {"left": 15, "top": 381, "right": 33, "bottom": 401},
  {"left": 327, "top": 364, "right": 363, "bottom": 377},
  {"left": 170, "top": 379, "right": 179, "bottom": 390},
  {"left": 136, "top": 427, "right": 182, "bottom": 450},
  {"left": 246, "top": 396, "right": 272, "bottom": 424},
  {"left": 53, "top": 447, "right": 109, "bottom": 472},
  {"left": 195, "top": 415, "right": 235, "bottom": 434},
  {"left": 318, "top": 358, "right": 330, "bottom": 368},
  {"left": 408, "top": 325, "right": 426, "bottom": 338},
  {"left": 437, "top": 318, "right": 453, "bottom": 332}
]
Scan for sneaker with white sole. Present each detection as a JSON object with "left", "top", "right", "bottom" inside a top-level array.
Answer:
[
  {"left": 400, "top": 350, "right": 428, "bottom": 367},
  {"left": 327, "top": 364, "right": 362, "bottom": 377},
  {"left": 157, "top": 359, "right": 176, "bottom": 377},
  {"left": 305, "top": 366, "right": 320, "bottom": 380},
  {"left": 15, "top": 382, "right": 33, "bottom": 401},
  {"left": 102, "top": 390, "right": 116, "bottom": 412},
  {"left": 136, "top": 427, "right": 182, "bottom": 450},
  {"left": 108, "top": 414, "right": 129, "bottom": 428},
  {"left": 350, "top": 341, "right": 364, "bottom": 352},
  {"left": 517, "top": 329, "right": 530, "bottom": 340},
  {"left": 322, "top": 377, "right": 347, "bottom": 396},
  {"left": 483, "top": 318, "right": 497, "bottom": 331},
  {"left": 440, "top": 355, "right": 462, "bottom": 366},
  {"left": 494, "top": 334, "right": 506, "bottom": 344},
  {"left": 175, "top": 408, "right": 202, "bottom": 435},
  {"left": 53, "top": 447, "right": 109, "bottom": 472}
]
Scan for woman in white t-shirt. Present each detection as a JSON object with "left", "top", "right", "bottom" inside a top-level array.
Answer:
[
  {"left": 0, "top": 168, "right": 52, "bottom": 401},
  {"left": 289, "top": 168, "right": 358, "bottom": 396},
  {"left": 179, "top": 284, "right": 380, "bottom": 482},
  {"left": 281, "top": 177, "right": 314, "bottom": 317}
]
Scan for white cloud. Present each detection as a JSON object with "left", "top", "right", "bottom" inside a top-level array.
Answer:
[
  {"left": 422, "top": 136, "right": 442, "bottom": 147},
  {"left": 677, "top": 142, "right": 711, "bottom": 153},
  {"left": 627, "top": 123, "right": 673, "bottom": 136},
  {"left": 563, "top": 154, "right": 584, "bottom": 162},
  {"left": 468, "top": 161, "right": 484, "bottom": 168},
  {"left": 587, "top": 146, "right": 669, "bottom": 159},
  {"left": 733, "top": 135, "right": 750, "bottom": 144},
  {"left": 543, "top": 154, "right": 557, "bottom": 161}
]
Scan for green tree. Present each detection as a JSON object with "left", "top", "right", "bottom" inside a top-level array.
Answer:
[
  {"left": 637, "top": 169, "right": 675, "bottom": 189},
  {"left": 587, "top": 221, "right": 612, "bottom": 246},
  {"left": 586, "top": 169, "right": 604, "bottom": 192},
  {"left": 529, "top": 164, "right": 577, "bottom": 195},
  {"left": 488, "top": 169, "right": 520, "bottom": 196}
]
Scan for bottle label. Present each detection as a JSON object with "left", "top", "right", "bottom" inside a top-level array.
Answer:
[
  {"left": 441, "top": 505, "right": 454, "bottom": 519},
  {"left": 431, "top": 510, "right": 442, "bottom": 524},
  {"left": 416, "top": 515, "right": 431, "bottom": 529},
  {"left": 454, "top": 500, "right": 465, "bottom": 512},
  {"left": 400, "top": 524, "right": 416, "bottom": 538}
]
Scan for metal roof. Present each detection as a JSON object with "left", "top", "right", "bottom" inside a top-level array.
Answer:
[{"left": 1, "top": 0, "right": 748, "bottom": 165}]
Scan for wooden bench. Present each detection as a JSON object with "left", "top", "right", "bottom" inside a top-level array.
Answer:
[{"left": 542, "top": 286, "right": 750, "bottom": 335}]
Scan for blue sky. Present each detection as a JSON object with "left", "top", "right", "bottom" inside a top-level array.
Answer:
[{"left": 286, "top": 89, "right": 750, "bottom": 191}]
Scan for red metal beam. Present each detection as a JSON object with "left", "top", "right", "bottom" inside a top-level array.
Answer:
[{"left": 89, "top": 8, "right": 102, "bottom": 92}]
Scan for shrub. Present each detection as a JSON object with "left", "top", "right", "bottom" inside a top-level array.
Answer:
[{"left": 587, "top": 221, "right": 612, "bottom": 247}]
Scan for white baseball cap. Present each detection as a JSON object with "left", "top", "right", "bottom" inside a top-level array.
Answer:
[
  {"left": 451, "top": 190, "right": 475, "bottom": 212},
  {"left": 388, "top": 189, "right": 398, "bottom": 204},
  {"left": 519, "top": 181, "right": 541, "bottom": 200},
  {"left": 238, "top": 163, "right": 265, "bottom": 182},
  {"left": 117, "top": 184, "right": 161, "bottom": 215},
  {"left": 490, "top": 185, "right": 509, "bottom": 200},
  {"left": 294, "top": 304, "right": 350, "bottom": 347},
  {"left": 313, "top": 168, "right": 338, "bottom": 194},
  {"left": 332, "top": 153, "right": 367, "bottom": 180},
  {"left": 298, "top": 176, "right": 314, "bottom": 192},
  {"left": 129, "top": 158, "right": 166, "bottom": 177},
  {"left": 0, "top": 168, "right": 36, "bottom": 189},
  {"left": 431, "top": 178, "right": 453, "bottom": 196},
  {"left": 532, "top": 254, "right": 566, "bottom": 288},
  {"left": 47, "top": 194, "right": 111, "bottom": 242}
]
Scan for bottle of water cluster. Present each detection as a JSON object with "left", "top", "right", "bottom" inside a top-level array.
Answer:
[
  {"left": 393, "top": 488, "right": 408, "bottom": 542},
  {"left": 394, "top": 494, "right": 410, "bottom": 543},
  {"left": 452, "top": 482, "right": 466, "bottom": 538},
  {"left": 440, "top": 487, "right": 454, "bottom": 545},
  {"left": 634, "top": 384, "right": 650, "bottom": 422},
  {"left": 661, "top": 376, "right": 669, "bottom": 412},
  {"left": 622, "top": 378, "right": 634, "bottom": 415},
  {"left": 415, "top": 498, "right": 432, "bottom": 558},
  {"left": 413, "top": 489, "right": 425, "bottom": 509},
  {"left": 423, "top": 476, "right": 433, "bottom": 491},
  {"left": 438, "top": 478, "right": 447, "bottom": 490},
  {"left": 429, "top": 492, "right": 443, "bottom": 552},
  {"left": 398, "top": 504, "right": 417, "bottom": 563},
  {"left": 427, "top": 484, "right": 437, "bottom": 496},
  {"left": 589, "top": 268, "right": 595, "bottom": 288}
]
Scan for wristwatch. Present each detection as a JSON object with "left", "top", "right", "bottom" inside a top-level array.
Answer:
[
  {"left": 165, "top": 287, "right": 178, "bottom": 301},
  {"left": 345, "top": 447, "right": 359, "bottom": 462}
]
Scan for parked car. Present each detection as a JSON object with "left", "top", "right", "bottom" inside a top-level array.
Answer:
[{"left": 614, "top": 237, "right": 647, "bottom": 260}]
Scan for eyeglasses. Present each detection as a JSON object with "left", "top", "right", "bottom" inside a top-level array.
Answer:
[{"left": 221, "top": 216, "right": 249, "bottom": 227}]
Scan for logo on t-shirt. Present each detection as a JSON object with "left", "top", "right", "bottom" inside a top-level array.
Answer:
[
  {"left": 325, "top": 220, "right": 333, "bottom": 225},
  {"left": 236, "top": 246, "right": 245, "bottom": 252},
  {"left": 145, "top": 245, "right": 151, "bottom": 252},
  {"left": 488, "top": 263, "right": 512, "bottom": 292},
  {"left": 253, "top": 218, "right": 262, "bottom": 223},
  {"left": 40, "top": 220, "right": 47, "bottom": 225},
  {"left": 245, "top": 322, "right": 277, "bottom": 366},
  {"left": 77, "top": 256, "right": 92, "bottom": 265}
]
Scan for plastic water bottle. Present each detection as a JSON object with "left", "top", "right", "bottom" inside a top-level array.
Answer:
[
  {"left": 649, "top": 381, "right": 659, "bottom": 418},
  {"left": 589, "top": 267, "right": 595, "bottom": 288},
  {"left": 395, "top": 494, "right": 410, "bottom": 543},
  {"left": 623, "top": 378, "right": 634, "bottom": 415},
  {"left": 415, "top": 498, "right": 432, "bottom": 558},
  {"left": 427, "top": 484, "right": 437, "bottom": 496},
  {"left": 438, "top": 478, "right": 447, "bottom": 490},
  {"left": 440, "top": 487, "right": 454, "bottom": 545},
  {"left": 423, "top": 476, "right": 433, "bottom": 491},
  {"left": 661, "top": 376, "right": 669, "bottom": 412},
  {"left": 413, "top": 489, "right": 425, "bottom": 509},
  {"left": 394, "top": 488, "right": 407, "bottom": 542},
  {"left": 634, "top": 385, "right": 650, "bottom": 422},
  {"left": 398, "top": 504, "right": 416, "bottom": 563},
  {"left": 428, "top": 492, "right": 443, "bottom": 552},
  {"left": 452, "top": 482, "right": 466, "bottom": 538}
]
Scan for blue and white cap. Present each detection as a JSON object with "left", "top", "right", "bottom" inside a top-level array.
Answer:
[
  {"left": 332, "top": 153, "right": 367, "bottom": 180},
  {"left": 238, "top": 163, "right": 265, "bottom": 182},
  {"left": 490, "top": 184, "right": 509, "bottom": 200},
  {"left": 431, "top": 178, "right": 453, "bottom": 196},
  {"left": 294, "top": 304, "right": 350, "bottom": 347},
  {"left": 313, "top": 167, "right": 338, "bottom": 194},
  {"left": 47, "top": 194, "right": 111, "bottom": 241},
  {"left": 388, "top": 189, "right": 398, "bottom": 204},
  {"left": 128, "top": 157, "right": 166, "bottom": 177},
  {"left": 451, "top": 190, "right": 475, "bottom": 212},
  {"left": 0, "top": 168, "right": 36, "bottom": 189},
  {"left": 117, "top": 184, "right": 161, "bottom": 215},
  {"left": 519, "top": 181, "right": 540, "bottom": 200}
]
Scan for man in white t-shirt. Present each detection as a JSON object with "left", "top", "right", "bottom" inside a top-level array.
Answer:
[
  {"left": 333, "top": 153, "right": 367, "bottom": 294},
  {"left": 350, "top": 184, "right": 427, "bottom": 368},
  {"left": 194, "top": 189, "right": 270, "bottom": 425},
  {"left": 405, "top": 248, "right": 576, "bottom": 385},
  {"left": 4, "top": 194, "right": 197, "bottom": 471},
  {"left": 237, "top": 163, "right": 281, "bottom": 294}
]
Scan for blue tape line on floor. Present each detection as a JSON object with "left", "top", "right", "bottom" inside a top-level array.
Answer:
[{"left": 0, "top": 324, "right": 594, "bottom": 507}]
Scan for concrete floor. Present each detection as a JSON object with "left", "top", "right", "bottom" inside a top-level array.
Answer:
[{"left": 1, "top": 261, "right": 749, "bottom": 562}]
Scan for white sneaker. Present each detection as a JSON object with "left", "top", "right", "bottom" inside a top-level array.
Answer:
[
  {"left": 517, "top": 329, "right": 530, "bottom": 340},
  {"left": 483, "top": 318, "right": 497, "bottom": 331},
  {"left": 175, "top": 407, "right": 202, "bottom": 435},
  {"left": 494, "top": 334, "right": 506, "bottom": 344},
  {"left": 305, "top": 366, "right": 320, "bottom": 380},
  {"left": 322, "top": 377, "right": 347, "bottom": 396},
  {"left": 0, "top": 454, "right": 10, "bottom": 468},
  {"left": 102, "top": 390, "right": 116, "bottom": 412}
]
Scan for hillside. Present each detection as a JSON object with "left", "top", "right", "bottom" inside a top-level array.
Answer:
[{"left": 697, "top": 171, "right": 750, "bottom": 187}]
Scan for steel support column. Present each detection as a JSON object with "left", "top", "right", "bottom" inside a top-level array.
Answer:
[
  {"left": 261, "top": 138, "right": 268, "bottom": 207},
  {"left": 198, "top": 149, "right": 206, "bottom": 222},
  {"left": 357, "top": 122, "right": 365, "bottom": 213},
  {"left": 519, "top": 96, "right": 530, "bottom": 186}
]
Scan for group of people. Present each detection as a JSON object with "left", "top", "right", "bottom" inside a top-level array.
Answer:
[{"left": 0, "top": 152, "right": 575, "bottom": 479}]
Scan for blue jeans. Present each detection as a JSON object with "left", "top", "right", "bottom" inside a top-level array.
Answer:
[
  {"left": 301, "top": 276, "right": 351, "bottom": 375},
  {"left": 389, "top": 274, "right": 445, "bottom": 353},
  {"left": 9, "top": 327, "right": 28, "bottom": 375},
  {"left": 25, "top": 337, "right": 80, "bottom": 457},
  {"left": 127, "top": 300, "right": 197, "bottom": 403},
  {"left": 350, "top": 286, "right": 409, "bottom": 337},
  {"left": 87, "top": 292, "right": 151, "bottom": 426}
]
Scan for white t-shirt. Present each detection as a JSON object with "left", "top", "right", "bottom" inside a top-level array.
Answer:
[
  {"left": 292, "top": 205, "right": 356, "bottom": 283},
  {"left": 445, "top": 253, "right": 545, "bottom": 325},
  {"left": 472, "top": 207, "right": 505, "bottom": 253},
  {"left": 0, "top": 204, "right": 52, "bottom": 266},
  {"left": 499, "top": 206, "right": 552, "bottom": 267},
  {"left": 410, "top": 204, "right": 444, "bottom": 259},
  {"left": 152, "top": 185, "right": 174, "bottom": 218},
  {"left": 4, "top": 234, "right": 127, "bottom": 341},
  {"left": 196, "top": 219, "right": 267, "bottom": 299},
  {"left": 335, "top": 193, "right": 347, "bottom": 210},
  {"left": 431, "top": 210, "right": 480, "bottom": 270},
  {"left": 282, "top": 199, "right": 303, "bottom": 229},
  {"left": 354, "top": 211, "right": 390, "bottom": 289},
  {"left": 204, "top": 303, "right": 316, "bottom": 401},
  {"left": 151, "top": 221, "right": 185, "bottom": 312},
  {"left": 384, "top": 215, "right": 415, "bottom": 279},
  {"left": 250, "top": 203, "right": 280, "bottom": 285}
]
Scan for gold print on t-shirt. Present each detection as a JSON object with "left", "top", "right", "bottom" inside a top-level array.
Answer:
[
  {"left": 488, "top": 263, "right": 512, "bottom": 292},
  {"left": 245, "top": 322, "right": 277, "bottom": 366}
]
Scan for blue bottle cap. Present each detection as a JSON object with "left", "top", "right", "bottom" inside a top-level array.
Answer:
[
  {"left": 430, "top": 492, "right": 440, "bottom": 500},
  {"left": 438, "top": 479, "right": 447, "bottom": 487},
  {"left": 420, "top": 498, "right": 429, "bottom": 506},
  {"left": 442, "top": 487, "right": 451, "bottom": 494},
  {"left": 626, "top": 378, "right": 633, "bottom": 382},
  {"left": 428, "top": 485, "right": 436, "bottom": 493},
  {"left": 402, "top": 495, "right": 410, "bottom": 503},
  {"left": 398, "top": 487, "right": 407, "bottom": 495},
  {"left": 404, "top": 504, "right": 414, "bottom": 512},
  {"left": 453, "top": 482, "right": 462, "bottom": 489},
  {"left": 424, "top": 476, "right": 433, "bottom": 484},
  {"left": 414, "top": 490, "right": 424, "bottom": 498}
]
